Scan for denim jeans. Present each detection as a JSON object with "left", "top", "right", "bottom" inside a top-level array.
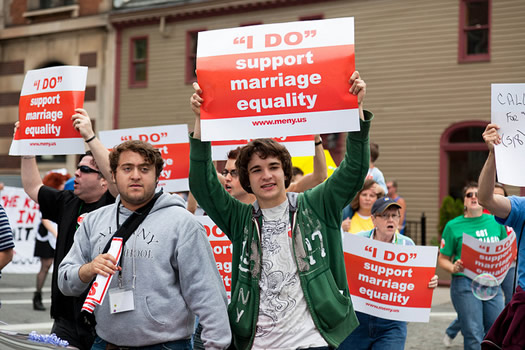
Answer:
[
  {"left": 450, "top": 275, "right": 504, "bottom": 350},
  {"left": 500, "top": 266, "right": 516, "bottom": 306},
  {"left": 337, "top": 311, "right": 407, "bottom": 350},
  {"left": 445, "top": 317, "right": 461, "bottom": 339},
  {"left": 91, "top": 336, "right": 191, "bottom": 350}
]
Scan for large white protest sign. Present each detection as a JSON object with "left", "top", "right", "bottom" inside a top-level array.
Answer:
[
  {"left": 1, "top": 186, "right": 41, "bottom": 273},
  {"left": 99, "top": 125, "right": 190, "bottom": 192},
  {"left": 197, "top": 17, "right": 359, "bottom": 141},
  {"left": 343, "top": 234, "right": 437, "bottom": 322},
  {"left": 10, "top": 66, "right": 87, "bottom": 156},
  {"left": 492, "top": 84, "right": 525, "bottom": 186}
]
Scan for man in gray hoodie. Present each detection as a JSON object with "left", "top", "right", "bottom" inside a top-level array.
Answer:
[{"left": 58, "top": 140, "right": 231, "bottom": 350}]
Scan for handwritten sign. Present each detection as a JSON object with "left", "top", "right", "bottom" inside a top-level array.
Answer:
[
  {"left": 197, "top": 17, "right": 358, "bottom": 141},
  {"left": 492, "top": 84, "right": 525, "bottom": 186},
  {"left": 195, "top": 216, "right": 232, "bottom": 300},
  {"left": 343, "top": 234, "right": 437, "bottom": 322},
  {"left": 9, "top": 66, "right": 87, "bottom": 156},
  {"left": 211, "top": 135, "right": 314, "bottom": 160},
  {"left": 1, "top": 186, "right": 41, "bottom": 273},
  {"left": 99, "top": 125, "right": 190, "bottom": 192},
  {"left": 461, "top": 232, "right": 516, "bottom": 284}
]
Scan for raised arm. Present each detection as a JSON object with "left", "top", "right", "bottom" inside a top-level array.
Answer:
[
  {"left": 305, "top": 71, "right": 371, "bottom": 222},
  {"left": 350, "top": 70, "right": 367, "bottom": 122},
  {"left": 72, "top": 108, "right": 118, "bottom": 197},
  {"left": 478, "top": 123, "right": 511, "bottom": 218},
  {"left": 189, "top": 82, "right": 249, "bottom": 240},
  {"left": 288, "top": 135, "right": 327, "bottom": 193},
  {"left": 190, "top": 82, "right": 203, "bottom": 140},
  {"left": 21, "top": 155, "right": 43, "bottom": 203},
  {"left": 15, "top": 120, "right": 43, "bottom": 202}
]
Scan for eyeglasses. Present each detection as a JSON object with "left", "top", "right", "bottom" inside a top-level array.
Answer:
[
  {"left": 466, "top": 192, "right": 478, "bottom": 198},
  {"left": 77, "top": 165, "right": 100, "bottom": 175},
  {"left": 221, "top": 169, "right": 238, "bottom": 178},
  {"left": 375, "top": 213, "right": 400, "bottom": 220}
]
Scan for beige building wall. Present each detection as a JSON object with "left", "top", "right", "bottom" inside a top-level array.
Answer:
[
  {"left": 112, "top": 0, "right": 525, "bottom": 242},
  {"left": 0, "top": 10, "right": 114, "bottom": 176}
]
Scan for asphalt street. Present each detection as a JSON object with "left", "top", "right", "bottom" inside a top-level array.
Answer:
[{"left": 0, "top": 273, "right": 464, "bottom": 349}]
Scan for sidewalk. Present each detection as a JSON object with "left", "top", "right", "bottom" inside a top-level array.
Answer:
[{"left": 405, "top": 286, "right": 463, "bottom": 349}]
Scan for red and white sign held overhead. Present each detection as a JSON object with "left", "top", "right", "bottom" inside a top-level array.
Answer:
[
  {"left": 197, "top": 17, "right": 359, "bottom": 141},
  {"left": 10, "top": 66, "right": 88, "bottom": 155}
]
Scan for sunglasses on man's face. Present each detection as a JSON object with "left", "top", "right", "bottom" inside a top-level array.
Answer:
[
  {"left": 77, "top": 165, "right": 100, "bottom": 175},
  {"left": 221, "top": 169, "right": 238, "bottom": 178},
  {"left": 465, "top": 192, "right": 478, "bottom": 198}
]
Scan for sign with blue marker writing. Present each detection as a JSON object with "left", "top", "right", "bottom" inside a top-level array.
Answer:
[{"left": 492, "top": 84, "right": 525, "bottom": 186}]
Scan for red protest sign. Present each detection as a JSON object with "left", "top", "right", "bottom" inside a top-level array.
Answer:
[
  {"left": 343, "top": 234, "right": 438, "bottom": 322},
  {"left": 197, "top": 17, "right": 359, "bottom": 141},
  {"left": 10, "top": 66, "right": 88, "bottom": 155},
  {"left": 345, "top": 255, "right": 435, "bottom": 309},
  {"left": 461, "top": 232, "right": 517, "bottom": 283}
]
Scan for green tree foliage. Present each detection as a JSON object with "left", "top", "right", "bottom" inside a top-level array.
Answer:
[{"left": 438, "top": 195, "right": 464, "bottom": 236}]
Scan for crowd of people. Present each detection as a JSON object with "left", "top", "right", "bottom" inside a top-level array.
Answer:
[{"left": 0, "top": 68, "right": 519, "bottom": 350}]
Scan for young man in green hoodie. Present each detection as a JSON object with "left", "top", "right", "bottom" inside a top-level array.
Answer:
[{"left": 189, "top": 71, "right": 371, "bottom": 349}]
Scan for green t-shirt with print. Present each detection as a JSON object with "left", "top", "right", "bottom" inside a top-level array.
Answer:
[{"left": 440, "top": 214, "right": 507, "bottom": 276}]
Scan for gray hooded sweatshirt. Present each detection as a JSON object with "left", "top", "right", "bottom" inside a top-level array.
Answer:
[{"left": 58, "top": 192, "right": 231, "bottom": 349}]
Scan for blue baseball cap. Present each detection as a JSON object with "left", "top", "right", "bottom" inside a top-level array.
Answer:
[{"left": 372, "top": 197, "right": 401, "bottom": 215}]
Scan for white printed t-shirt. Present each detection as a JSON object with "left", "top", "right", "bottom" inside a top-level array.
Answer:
[{"left": 252, "top": 200, "right": 327, "bottom": 349}]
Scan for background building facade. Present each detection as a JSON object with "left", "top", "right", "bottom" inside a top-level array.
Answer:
[{"left": 0, "top": 0, "right": 114, "bottom": 181}]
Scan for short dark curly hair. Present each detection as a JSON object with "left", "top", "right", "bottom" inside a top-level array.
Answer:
[
  {"left": 462, "top": 181, "right": 478, "bottom": 198},
  {"left": 236, "top": 139, "right": 292, "bottom": 194},
  {"left": 109, "top": 140, "right": 164, "bottom": 179}
]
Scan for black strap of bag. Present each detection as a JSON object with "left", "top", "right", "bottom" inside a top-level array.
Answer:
[
  {"left": 101, "top": 190, "right": 162, "bottom": 262},
  {"left": 81, "top": 191, "right": 162, "bottom": 328}
]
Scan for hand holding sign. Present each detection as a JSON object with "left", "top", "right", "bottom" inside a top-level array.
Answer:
[
  {"left": 491, "top": 84, "right": 525, "bottom": 185},
  {"left": 349, "top": 70, "right": 366, "bottom": 114},
  {"left": 72, "top": 108, "right": 96, "bottom": 141},
  {"left": 482, "top": 123, "right": 502, "bottom": 152},
  {"left": 428, "top": 275, "right": 439, "bottom": 289}
]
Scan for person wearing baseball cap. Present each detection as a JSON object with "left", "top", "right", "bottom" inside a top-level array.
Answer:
[{"left": 339, "top": 196, "right": 439, "bottom": 349}]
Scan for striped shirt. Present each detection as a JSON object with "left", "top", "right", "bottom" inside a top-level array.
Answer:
[{"left": 0, "top": 204, "right": 15, "bottom": 253}]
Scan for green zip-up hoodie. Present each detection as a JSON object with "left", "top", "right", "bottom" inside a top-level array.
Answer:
[{"left": 189, "top": 111, "right": 372, "bottom": 349}]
